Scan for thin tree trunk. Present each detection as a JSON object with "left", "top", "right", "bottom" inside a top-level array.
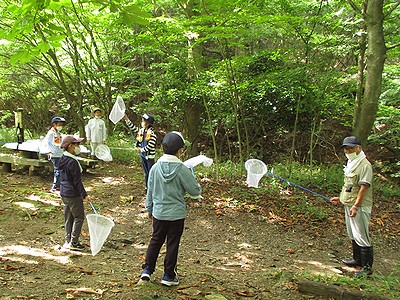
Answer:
[{"left": 352, "top": 0, "right": 386, "bottom": 143}]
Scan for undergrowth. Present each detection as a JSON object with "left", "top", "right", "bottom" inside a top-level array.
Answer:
[{"left": 294, "top": 268, "right": 400, "bottom": 298}]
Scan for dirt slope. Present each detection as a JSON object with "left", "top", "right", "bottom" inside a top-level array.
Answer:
[{"left": 0, "top": 161, "right": 399, "bottom": 299}]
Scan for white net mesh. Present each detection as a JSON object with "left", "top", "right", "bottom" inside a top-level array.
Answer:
[
  {"left": 109, "top": 96, "right": 126, "bottom": 124},
  {"left": 86, "top": 214, "right": 115, "bottom": 256},
  {"left": 95, "top": 145, "right": 112, "bottom": 161},
  {"left": 245, "top": 159, "right": 268, "bottom": 188}
]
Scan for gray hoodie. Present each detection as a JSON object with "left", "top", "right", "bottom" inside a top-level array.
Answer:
[{"left": 146, "top": 154, "right": 202, "bottom": 221}]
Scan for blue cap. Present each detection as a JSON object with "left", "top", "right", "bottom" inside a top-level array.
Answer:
[
  {"left": 51, "top": 116, "right": 66, "bottom": 124},
  {"left": 341, "top": 136, "right": 361, "bottom": 148}
]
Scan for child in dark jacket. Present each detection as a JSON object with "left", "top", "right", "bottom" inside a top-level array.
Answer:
[{"left": 59, "top": 135, "right": 90, "bottom": 251}]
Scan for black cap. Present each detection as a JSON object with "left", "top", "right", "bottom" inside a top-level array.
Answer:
[
  {"left": 61, "top": 135, "right": 84, "bottom": 150},
  {"left": 142, "top": 113, "right": 154, "bottom": 125},
  {"left": 51, "top": 116, "right": 66, "bottom": 124},
  {"left": 341, "top": 136, "right": 362, "bottom": 148},
  {"left": 162, "top": 131, "right": 187, "bottom": 154}
]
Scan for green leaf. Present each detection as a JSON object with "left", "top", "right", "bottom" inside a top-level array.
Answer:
[
  {"left": 121, "top": 12, "right": 149, "bottom": 26},
  {"left": 48, "top": 23, "right": 64, "bottom": 32},
  {"left": 37, "top": 41, "right": 50, "bottom": 53},
  {"left": 48, "top": 34, "right": 65, "bottom": 42},
  {"left": 125, "top": 4, "right": 151, "bottom": 19},
  {"left": 10, "top": 49, "right": 31, "bottom": 65},
  {"left": 110, "top": 3, "right": 119, "bottom": 13}
]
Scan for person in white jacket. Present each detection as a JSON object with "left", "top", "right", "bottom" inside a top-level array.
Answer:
[{"left": 85, "top": 107, "right": 107, "bottom": 157}]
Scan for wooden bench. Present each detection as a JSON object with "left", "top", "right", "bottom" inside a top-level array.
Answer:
[
  {"left": 0, "top": 153, "right": 51, "bottom": 175},
  {"left": 77, "top": 157, "right": 98, "bottom": 171},
  {"left": 0, "top": 153, "right": 98, "bottom": 175}
]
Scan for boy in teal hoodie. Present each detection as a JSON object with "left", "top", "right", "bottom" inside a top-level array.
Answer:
[{"left": 140, "top": 131, "right": 202, "bottom": 286}]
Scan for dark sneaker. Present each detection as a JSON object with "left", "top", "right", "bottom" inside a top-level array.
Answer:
[
  {"left": 70, "top": 242, "right": 85, "bottom": 251},
  {"left": 161, "top": 274, "right": 179, "bottom": 286},
  {"left": 140, "top": 267, "right": 151, "bottom": 281}
]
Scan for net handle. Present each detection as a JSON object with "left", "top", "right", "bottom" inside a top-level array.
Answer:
[
  {"left": 89, "top": 202, "right": 98, "bottom": 214},
  {"left": 246, "top": 159, "right": 330, "bottom": 201}
]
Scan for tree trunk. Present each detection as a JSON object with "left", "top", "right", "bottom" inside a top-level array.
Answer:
[
  {"left": 182, "top": 0, "right": 203, "bottom": 156},
  {"left": 353, "top": 0, "right": 386, "bottom": 143}
]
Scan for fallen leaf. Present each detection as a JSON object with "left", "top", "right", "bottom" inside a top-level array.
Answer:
[
  {"left": 234, "top": 290, "right": 253, "bottom": 297},
  {"left": 64, "top": 287, "right": 103, "bottom": 295},
  {"left": 4, "top": 265, "right": 22, "bottom": 271}
]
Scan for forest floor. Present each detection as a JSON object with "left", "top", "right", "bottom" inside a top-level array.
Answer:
[{"left": 0, "top": 160, "right": 399, "bottom": 300}]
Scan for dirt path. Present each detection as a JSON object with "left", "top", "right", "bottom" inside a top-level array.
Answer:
[{"left": 0, "top": 161, "right": 399, "bottom": 299}]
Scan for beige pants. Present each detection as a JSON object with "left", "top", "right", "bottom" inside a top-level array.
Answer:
[{"left": 344, "top": 205, "right": 372, "bottom": 247}]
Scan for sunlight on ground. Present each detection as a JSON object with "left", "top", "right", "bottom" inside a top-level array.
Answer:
[
  {"left": 295, "top": 259, "right": 343, "bottom": 276},
  {"left": 27, "top": 194, "right": 61, "bottom": 207},
  {"left": 14, "top": 201, "right": 37, "bottom": 211},
  {"left": 0, "top": 245, "right": 71, "bottom": 264},
  {"left": 101, "top": 176, "right": 125, "bottom": 185}
]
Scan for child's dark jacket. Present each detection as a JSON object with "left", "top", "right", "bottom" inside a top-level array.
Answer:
[{"left": 59, "top": 155, "right": 87, "bottom": 198}]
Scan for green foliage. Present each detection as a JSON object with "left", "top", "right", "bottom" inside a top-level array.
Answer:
[
  {"left": 295, "top": 270, "right": 400, "bottom": 299},
  {"left": 266, "top": 162, "right": 344, "bottom": 198},
  {"left": 368, "top": 66, "right": 400, "bottom": 179},
  {"left": 106, "top": 132, "right": 141, "bottom": 162},
  {"left": 0, "top": 126, "right": 17, "bottom": 144},
  {"left": 374, "top": 180, "right": 400, "bottom": 202},
  {"left": 289, "top": 197, "right": 329, "bottom": 221},
  {"left": 0, "top": 0, "right": 398, "bottom": 178}
]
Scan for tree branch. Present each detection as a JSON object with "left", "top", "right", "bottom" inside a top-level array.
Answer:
[
  {"left": 347, "top": 0, "right": 362, "bottom": 14},
  {"left": 384, "top": 1, "right": 400, "bottom": 18},
  {"left": 386, "top": 42, "right": 400, "bottom": 51}
]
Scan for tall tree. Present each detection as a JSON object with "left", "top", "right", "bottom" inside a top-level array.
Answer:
[{"left": 350, "top": 0, "right": 398, "bottom": 143}]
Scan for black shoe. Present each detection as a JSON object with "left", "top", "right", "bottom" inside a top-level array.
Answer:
[
  {"left": 342, "top": 240, "right": 361, "bottom": 267},
  {"left": 354, "top": 246, "right": 373, "bottom": 276},
  {"left": 70, "top": 242, "right": 85, "bottom": 251},
  {"left": 354, "top": 266, "right": 373, "bottom": 276},
  {"left": 342, "top": 258, "right": 361, "bottom": 267}
]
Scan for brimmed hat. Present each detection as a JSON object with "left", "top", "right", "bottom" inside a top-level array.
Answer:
[
  {"left": 162, "top": 131, "right": 190, "bottom": 154},
  {"left": 51, "top": 116, "right": 66, "bottom": 125},
  {"left": 142, "top": 113, "right": 154, "bottom": 125},
  {"left": 92, "top": 107, "right": 103, "bottom": 114},
  {"left": 61, "top": 135, "right": 84, "bottom": 150},
  {"left": 341, "top": 136, "right": 362, "bottom": 148}
]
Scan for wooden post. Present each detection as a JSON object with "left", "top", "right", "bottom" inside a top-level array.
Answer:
[{"left": 15, "top": 108, "right": 24, "bottom": 144}]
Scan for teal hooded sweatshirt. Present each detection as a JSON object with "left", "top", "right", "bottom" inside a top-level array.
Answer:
[{"left": 146, "top": 154, "right": 202, "bottom": 221}]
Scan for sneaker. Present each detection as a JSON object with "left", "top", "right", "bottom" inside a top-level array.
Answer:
[
  {"left": 70, "top": 242, "right": 85, "bottom": 251},
  {"left": 140, "top": 267, "right": 151, "bottom": 281},
  {"left": 161, "top": 274, "right": 179, "bottom": 286},
  {"left": 62, "top": 242, "right": 70, "bottom": 250}
]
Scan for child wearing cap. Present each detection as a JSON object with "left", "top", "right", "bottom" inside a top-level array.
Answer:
[
  {"left": 59, "top": 135, "right": 90, "bottom": 251},
  {"left": 44, "top": 116, "right": 66, "bottom": 193},
  {"left": 140, "top": 131, "right": 202, "bottom": 286},
  {"left": 85, "top": 107, "right": 107, "bottom": 157},
  {"left": 123, "top": 113, "right": 157, "bottom": 192},
  {"left": 330, "top": 135, "right": 374, "bottom": 276}
]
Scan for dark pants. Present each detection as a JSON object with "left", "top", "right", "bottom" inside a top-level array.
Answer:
[
  {"left": 141, "top": 157, "right": 155, "bottom": 189},
  {"left": 62, "top": 196, "right": 85, "bottom": 244},
  {"left": 51, "top": 157, "right": 61, "bottom": 190},
  {"left": 143, "top": 218, "right": 185, "bottom": 278}
]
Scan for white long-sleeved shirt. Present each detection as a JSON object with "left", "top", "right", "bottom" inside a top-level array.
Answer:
[
  {"left": 85, "top": 118, "right": 106, "bottom": 143},
  {"left": 45, "top": 127, "right": 63, "bottom": 158}
]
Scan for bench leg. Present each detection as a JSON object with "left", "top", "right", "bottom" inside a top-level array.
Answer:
[{"left": 2, "top": 163, "right": 12, "bottom": 173}]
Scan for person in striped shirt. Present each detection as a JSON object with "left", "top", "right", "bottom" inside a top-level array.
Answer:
[{"left": 124, "top": 113, "right": 157, "bottom": 192}]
